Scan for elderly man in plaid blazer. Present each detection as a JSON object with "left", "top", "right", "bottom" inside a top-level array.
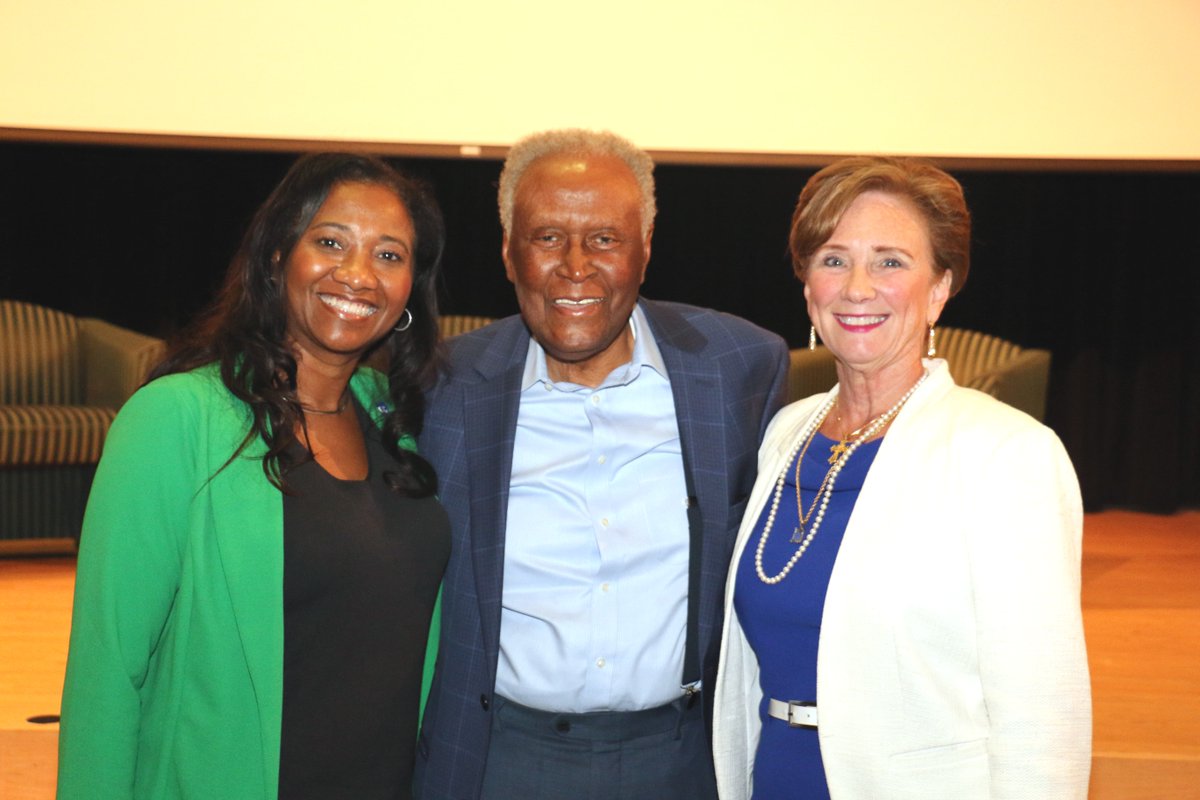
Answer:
[{"left": 414, "top": 129, "right": 788, "bottom": 800}]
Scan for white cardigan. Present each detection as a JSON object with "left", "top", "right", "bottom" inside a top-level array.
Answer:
[{"left": 712, "top": 360, "right": 1091, "bottom": 799}]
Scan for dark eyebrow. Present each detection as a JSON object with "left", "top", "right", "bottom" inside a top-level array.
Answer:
[
  {"left": 873, "top": 245, "right": 915, "bottom": 259},
  {"left": 309, "top": 220, "right": 350, "bottom": 232},
  {"left": 378, "top": 234, "right": 412, "bottom": 254},
  {"left": 309, "top": 221, "right": 411, "bottom": 250}
]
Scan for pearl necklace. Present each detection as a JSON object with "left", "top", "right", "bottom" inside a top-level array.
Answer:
[{"left": 754, "top": 370, "right": 929, "bottom": 585}]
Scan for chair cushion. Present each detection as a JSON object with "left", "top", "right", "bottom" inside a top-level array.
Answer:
[{"left": 0, "top": 405, "right": 117, "bottom": 466}]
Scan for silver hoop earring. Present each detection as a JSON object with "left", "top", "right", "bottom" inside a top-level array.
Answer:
[
  {"left": 394, "top": 308, "right": 414, "bottom": 332},
  {"left": 809, "top": 325, "right": 818, "bottom": 351},
  {"left": 927, "top": 325, "right": 937, "bottom": 357}
]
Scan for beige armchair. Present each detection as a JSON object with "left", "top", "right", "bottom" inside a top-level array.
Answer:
[
  {"left": 366, "top": 314, "right": 498, "bottom": 374},
  {"left": 785, "top": 327, "right": 1052, "bottom": 422},
  {"left": 439, "top": 314, "right": 496, "bottom": 338},
  {"left": 787, "top": 346, "right": 840, "bottom": 406},
  {"left": 934, "top": 327, "right": 1052, "bottom": 421},
  {"left": 0, "top": 300, "right": 163, "bottom": 550}
]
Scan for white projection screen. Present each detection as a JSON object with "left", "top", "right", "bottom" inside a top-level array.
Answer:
[{"left": 2, "top": 0, "right": 1198, "bottom": 166}]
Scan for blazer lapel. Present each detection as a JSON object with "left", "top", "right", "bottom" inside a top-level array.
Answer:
[
  {"left": 641, "top": 301, "right": 729, "bottom": 662},
  {"left": 461, "top": 324, "right": 528, "bottom": 664}
]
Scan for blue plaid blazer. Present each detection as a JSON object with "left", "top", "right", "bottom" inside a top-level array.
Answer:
[{"left": 414, "top": 299, "right": 788, "bottom": 799}]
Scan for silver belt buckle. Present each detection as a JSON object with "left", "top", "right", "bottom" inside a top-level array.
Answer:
[
  {"left": 767, "top": 698, "right": 818, "bottom": 729},
  {"left": 786, "top": 701, "right": 817, "bottom": 728}
]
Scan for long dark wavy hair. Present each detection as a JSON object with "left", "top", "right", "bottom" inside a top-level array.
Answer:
[{"left": 151, "top": 153, "right": 444, "bottom": 497}]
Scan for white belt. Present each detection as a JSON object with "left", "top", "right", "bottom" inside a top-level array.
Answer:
[{"left": 767, "top": 699, "right": 817, "bottom": 729}]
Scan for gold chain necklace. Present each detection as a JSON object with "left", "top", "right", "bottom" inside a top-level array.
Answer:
[
  {"left": 827, "top": 403, "right": 872, "bottom": 464},
  {"left": 791, "top": 399, "right": 872, "bottom": 543},
  {"left": 755, "top": 371, "right": 929, "bottom": 585}
]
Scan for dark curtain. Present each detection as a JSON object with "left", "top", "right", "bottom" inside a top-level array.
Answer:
[{"left": 2, "top": 142, "right": 1196, "bottom": 512}]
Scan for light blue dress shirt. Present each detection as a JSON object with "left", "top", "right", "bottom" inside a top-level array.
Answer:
[{"left": 496, "top": 305, "right": 691, "bottom": 713}]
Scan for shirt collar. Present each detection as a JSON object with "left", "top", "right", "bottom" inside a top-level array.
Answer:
[{"left": 521, "top": 303, "right": 668, "bottom": 392}]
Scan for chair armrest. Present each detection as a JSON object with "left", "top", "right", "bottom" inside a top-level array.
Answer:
[
  {"left": 967, "top": 348, "right": 1052, "bottom": 422},
  {"left": 787, "top": 347, "right": 839, "bottom": 403},
  {"left": 78, "top": 319, "right": 165, "bottom": 408},
  {"left": 0, "top": 405, "right": 117, "bottom": 466}
]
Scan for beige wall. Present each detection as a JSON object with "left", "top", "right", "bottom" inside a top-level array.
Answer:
[{"left": 2, "top": 0, "right": 1198, "bottom": 161}]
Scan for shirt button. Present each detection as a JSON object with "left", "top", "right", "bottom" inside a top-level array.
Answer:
[
  {"left": 600, "top": 518, "right": 609, "bottom": 528},
  {"left": 601, "top": 582, "right": 610, "bottom": 592},
  {"left": 597, "top": 454, "right": 607, "bottom": 465},
  {"left": 590, "top": 395, "right": 601, "bottom": 405},
  {"left": 596, "top": 657, "right": 606, "bottom": 668}
]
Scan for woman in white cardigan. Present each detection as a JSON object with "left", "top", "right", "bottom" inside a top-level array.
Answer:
[{"left": 712, "top": 157, "right": 1091, "bottom": 799}]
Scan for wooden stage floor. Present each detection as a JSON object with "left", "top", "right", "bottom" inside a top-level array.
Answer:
[{"left": 2, "top": 510, "right": 1198, "bottom": 798}]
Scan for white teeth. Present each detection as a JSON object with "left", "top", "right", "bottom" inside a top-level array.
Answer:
[
  {"left": 319, "top": 295, "right": 378, "bottom": 318},
  {"left": 836, "top": 315, "right": 886, "bottom": 325},
  {"left": 554, "top": 298, "right": 602, "bottom": 306}
]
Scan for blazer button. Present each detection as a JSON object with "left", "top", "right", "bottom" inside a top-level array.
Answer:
[{"left": 480, "top": 694, "right": 490, "bottom": 711}]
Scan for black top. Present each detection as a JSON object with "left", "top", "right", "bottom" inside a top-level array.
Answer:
[{"left": 279, "top": 401, "right": 449, "bottom": 799}]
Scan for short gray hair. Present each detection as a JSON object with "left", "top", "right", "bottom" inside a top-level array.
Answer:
[{"left": 498, "top": 129, "right": 657, "bottom": 237}]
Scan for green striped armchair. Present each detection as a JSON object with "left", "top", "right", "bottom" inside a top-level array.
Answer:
[
  {"left": 786, "top": 327, "right": 1052, "bottom": 422},
  {"left": 1, "top": 300, "right": 164, "bottom": 549}
]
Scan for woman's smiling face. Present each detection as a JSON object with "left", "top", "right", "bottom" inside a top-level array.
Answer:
[
  {"left": 283, "top": 181, "right": 416, "bottom": 366},
  {"left": 804, "top": 190, "right": 951, "bottom": 380}
]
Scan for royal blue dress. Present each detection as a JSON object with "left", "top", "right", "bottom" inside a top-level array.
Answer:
[{"left": 733, "top": 432, "right": 882, "bottom": 800}]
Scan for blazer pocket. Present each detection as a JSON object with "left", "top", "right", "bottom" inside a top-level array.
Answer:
[
  {"left": 729, "top": 495, "right": 751, "bottom": 529},
  {"left": 887, "top": 738, "right": 989, "bottom": 799}
]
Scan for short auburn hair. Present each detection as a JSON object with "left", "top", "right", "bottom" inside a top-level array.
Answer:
[{"left": 789, "top": 156, "right": 970, "bottom": 296}]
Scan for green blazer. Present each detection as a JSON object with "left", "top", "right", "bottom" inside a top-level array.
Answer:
[{"left": 57, "top": 364, "right": 441, "bottom": 799}]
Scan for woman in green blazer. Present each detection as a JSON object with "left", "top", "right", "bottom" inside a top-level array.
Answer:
[{"left": 58, "top": 154, "right": 449, "bottom": 799}]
